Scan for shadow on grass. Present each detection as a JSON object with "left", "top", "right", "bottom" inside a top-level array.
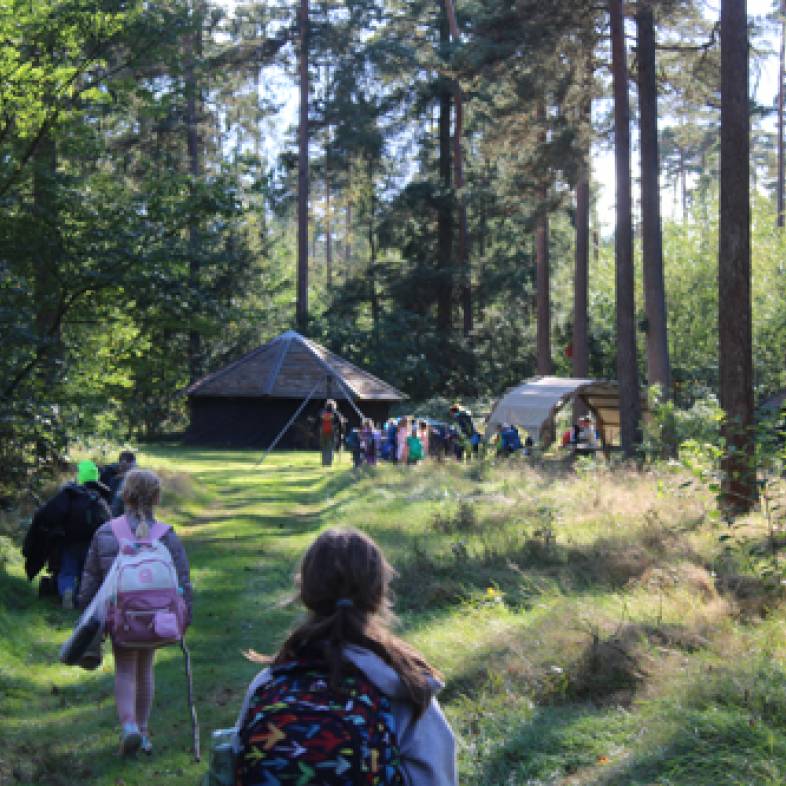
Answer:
[
  {"left": 465, "top": 702, "right": 636, "bottom": 786},
  {"left": 595, "top": 660, "right": 786, "bottom": 786},
  {"left": 459, "top": 648, "right": 786, "bottom": 785},
  {"left": 390, "top": 519, "right": 704, "bottom": 615}
]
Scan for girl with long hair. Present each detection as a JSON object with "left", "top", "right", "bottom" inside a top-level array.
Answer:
[{"left": 235, "top": 528, "right": 456, "bottom": 786}]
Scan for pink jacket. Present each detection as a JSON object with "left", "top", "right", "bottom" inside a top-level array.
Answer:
[
  {"left": 397, "top": 425, "right": 409, "bottom": 463},
  {"left": 77, "top": 514, "right": 193, "bottom": 622}
]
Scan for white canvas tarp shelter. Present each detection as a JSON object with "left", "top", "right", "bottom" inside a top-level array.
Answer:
[{"left": 485, "top": 376, "right": 646, "bottom": 447}]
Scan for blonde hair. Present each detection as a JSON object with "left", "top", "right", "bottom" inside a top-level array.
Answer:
[{"left": 121, "top": 469, "right": 161, "bottom": 535}]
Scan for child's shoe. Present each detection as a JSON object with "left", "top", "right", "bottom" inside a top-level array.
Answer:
[
  {"left": 120, "top": 723, "right": 142, "bottom": 755},
  {"left": 140, "top": 735, "right": 153, "bottom": 755}
]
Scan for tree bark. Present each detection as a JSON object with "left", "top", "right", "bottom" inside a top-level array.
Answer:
[
  {"left": 719, "top": 0, "right": 755, "bottom": 512},
  {"left": 535, "top": 208, "right": 551, "bottom": 375},
  {"left": 345, "top": 175, "right": 352, "bottom": 269},
  {"left": 778, "top": 0, "right": 785, "bottom": 228},
  {"left": 296, "top": 0, "right": 310, "bottom": 332},
  {"left": 326, "top": 150, "right": 332, "bottom": 291},
  {"left": 573, "top": 171, "right": 590, "bottom": 379},
  {"left": 636, "top": 3, "right": 671, "bottom": 398},
  {"left": 185, "top": 2, "right": 203, "bottom": 383},
  {"left": 573, "top": 46, "right": 592, "bottom": 384},
  {"left": 436, "top": 9, "right": 453, "bottom": 335},
  {"left": 609, "top": 0, "right": 641, "bottom": 457},
  {"left": 535, "top": 103, "right": 551, "bottom": 375},
  {"left": 367, "top": 157, "right": 380, "bottom": 345},
  {"left": 443, "top": 0, "right": 471, "bottom": 337}
]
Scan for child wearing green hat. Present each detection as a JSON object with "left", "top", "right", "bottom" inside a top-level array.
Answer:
[
  {"left": 59, "top": 461, "right": 112, "bottom": 608},
  {"left": 22, "top": 459, "right": 112, "bottom": 608}
]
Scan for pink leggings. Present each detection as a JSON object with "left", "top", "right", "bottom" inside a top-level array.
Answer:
[{"left": 113, "top": 644, "right": 156, "bottom": 733}]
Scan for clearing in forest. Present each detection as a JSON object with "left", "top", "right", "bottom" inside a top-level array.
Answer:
[{"left": 2, "top": 448, "right": 786, "bottom": 786}]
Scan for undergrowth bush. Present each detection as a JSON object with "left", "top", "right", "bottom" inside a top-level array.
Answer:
[{"left": 431, "top": 501, "right": 478, "bottom": 533}]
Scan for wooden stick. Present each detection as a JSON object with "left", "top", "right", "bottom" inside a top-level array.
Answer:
[
  {"left": 255, "top": 377, "right": 322, "bottom": 465},
  {"left": 181, "top": 639, "right": 200, "bottom": 762}
]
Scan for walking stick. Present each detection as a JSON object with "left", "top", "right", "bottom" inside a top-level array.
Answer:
[{"left": 181, "top": 638, "right": 201, "bottom": 761}]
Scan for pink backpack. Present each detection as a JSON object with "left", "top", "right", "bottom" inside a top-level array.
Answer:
[{"left": 108, "top": 516, "right": 187, "bottom": 648}]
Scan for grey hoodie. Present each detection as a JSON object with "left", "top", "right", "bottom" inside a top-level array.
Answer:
[{"left": 235, "top": 645, "right": 458, "bottom": 786}]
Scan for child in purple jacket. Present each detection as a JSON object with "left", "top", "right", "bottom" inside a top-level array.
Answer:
[{"left": 78, "top": 469, "right": 192, "bottom": 756}]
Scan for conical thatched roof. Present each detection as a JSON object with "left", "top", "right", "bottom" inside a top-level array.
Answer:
[{"left": 186, "top": 331, "right": 405, "bottom": 401}]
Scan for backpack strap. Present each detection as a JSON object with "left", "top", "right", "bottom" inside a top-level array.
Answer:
[{"left": 110, "top": 515, "right": 171, "bottom": 545}]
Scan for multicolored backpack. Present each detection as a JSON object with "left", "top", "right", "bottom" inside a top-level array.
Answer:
[
  {"left": 107, "top": 516, "right": 187, "bottom": 649},
  {"left": 236, "top": 660, "right": 403, "bottom": 786}
]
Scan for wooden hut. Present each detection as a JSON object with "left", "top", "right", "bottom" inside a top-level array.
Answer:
[{"left": 185, "top": 330, "right": 405, "bottom": 448}]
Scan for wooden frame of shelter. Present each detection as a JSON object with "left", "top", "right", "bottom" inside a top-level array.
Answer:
[{"left": 484, "top": 376, "right": 649, "bottom": 448}]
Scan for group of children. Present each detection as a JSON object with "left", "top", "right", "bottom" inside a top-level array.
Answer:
[
  {"left": 47, "top": 465, "right": 456, "bottom": 784},
  {"left": 344, "top": 409, "right": 536, "bottom": 469},
  {"left": 346, "top": 416, "right": 431, "bottom": 468}
]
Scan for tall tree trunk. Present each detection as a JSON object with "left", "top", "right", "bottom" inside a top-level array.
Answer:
[
  {"left": 535, "top": 223, "right": 551, "bottom": 376},
  {"left": 185, "top": 3, "right": 203, "bottom": 383},
  {"left": 719, "top": 0, "right": 754, "bottom": 512},
  {"left": 477, "top": 159, "right": 490, "bottom": 323},
  {"left": 345, "top": 168, "right": 352, "bottom": 269},
  {"left": 573, "top": 147, "right": 590, "bottom": 380},
  {"left": 778, "top": 0, "right": 785, "bottom": 227},
  {"left": 535, "top": 106, "right": 552, "bottom": 375},
  {"left": 573, "top": 45, "right": 592, "bottom": 383},
  {"left": 609, "top": 0, "right": 641, "bottom": 457},
  {"left": 680, "top": 146, "right": 687, "bottom": 219},
  {"left": 637, "top": 3, "right": 671, "bottom": 398},
  {"left": 367, "top": 157, "right": 380, "bottom": 345},
  {"left": 296, "top": 0, "right": 310, "bottom": 332},
  {"left": 436, "top": 9, "right": 453, "bottom": 335},
  {"left": 326, "top": 152, "right": 333, "bottom": 291},
  {"left": 443, "top": 0, "right": 471, "bottom": 337}
]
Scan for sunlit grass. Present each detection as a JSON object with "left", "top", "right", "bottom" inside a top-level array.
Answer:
[{"left": 2, "top": 448, "right": 786, "bottom": 785}]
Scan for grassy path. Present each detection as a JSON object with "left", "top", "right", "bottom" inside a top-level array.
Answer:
[
  {"left": 1, "top": 449, "right": 352, "bottom": 786},
  {"left": 3, "top": 448, "right": 786, "bottom": 785}
]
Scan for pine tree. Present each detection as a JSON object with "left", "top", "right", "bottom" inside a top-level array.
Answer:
[
  {"left": 719, "top": 0, "right": 754, "bottom": 512},
  {"left": 778, "top": 0, "right": 785, "bottom": 227},
  {"left": 636, "top": 1, "right": 671, "bottom": 398},
  {"left": 297, "top": 0, "right": 310, "bottom": 331},
  {"left": 609, "top": 0, "right": 641, "bottom": 457}
]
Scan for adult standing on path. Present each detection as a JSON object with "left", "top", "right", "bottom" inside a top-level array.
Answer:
[{"left": 319, "top": 399, "right": 339, "bottom": 466}]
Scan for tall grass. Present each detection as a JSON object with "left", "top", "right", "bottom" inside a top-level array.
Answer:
[{"left": 2, "top": 448, "right": 785, "bottom": 785}]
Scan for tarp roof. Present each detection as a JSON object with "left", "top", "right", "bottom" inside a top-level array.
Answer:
[
  {"left": 485, "top": 376, "right": 647, "bottom": 445},
  {"left": 186, "top": 330, "right": 405, "bottom": 402}
]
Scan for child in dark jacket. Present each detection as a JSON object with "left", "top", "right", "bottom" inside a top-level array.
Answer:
[
  {"left": 235, "top": 528, "right": 457, "bottom": 786},
  {"left": 78, "top": 469, "right": 192, "bottom": 756}
]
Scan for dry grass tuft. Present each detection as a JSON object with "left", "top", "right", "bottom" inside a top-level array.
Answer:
[
  {"left": 636, "top": 561, "right": 718, "bottom": 602},
  {"left": 567, "top": 621, "right": 709, "bottom": 706},
  {"left": 568, "top": 625, "right": 648, "bottom": 706},
  {"left": 715, "top": 573, "right": 785, "bottom": 619}
]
